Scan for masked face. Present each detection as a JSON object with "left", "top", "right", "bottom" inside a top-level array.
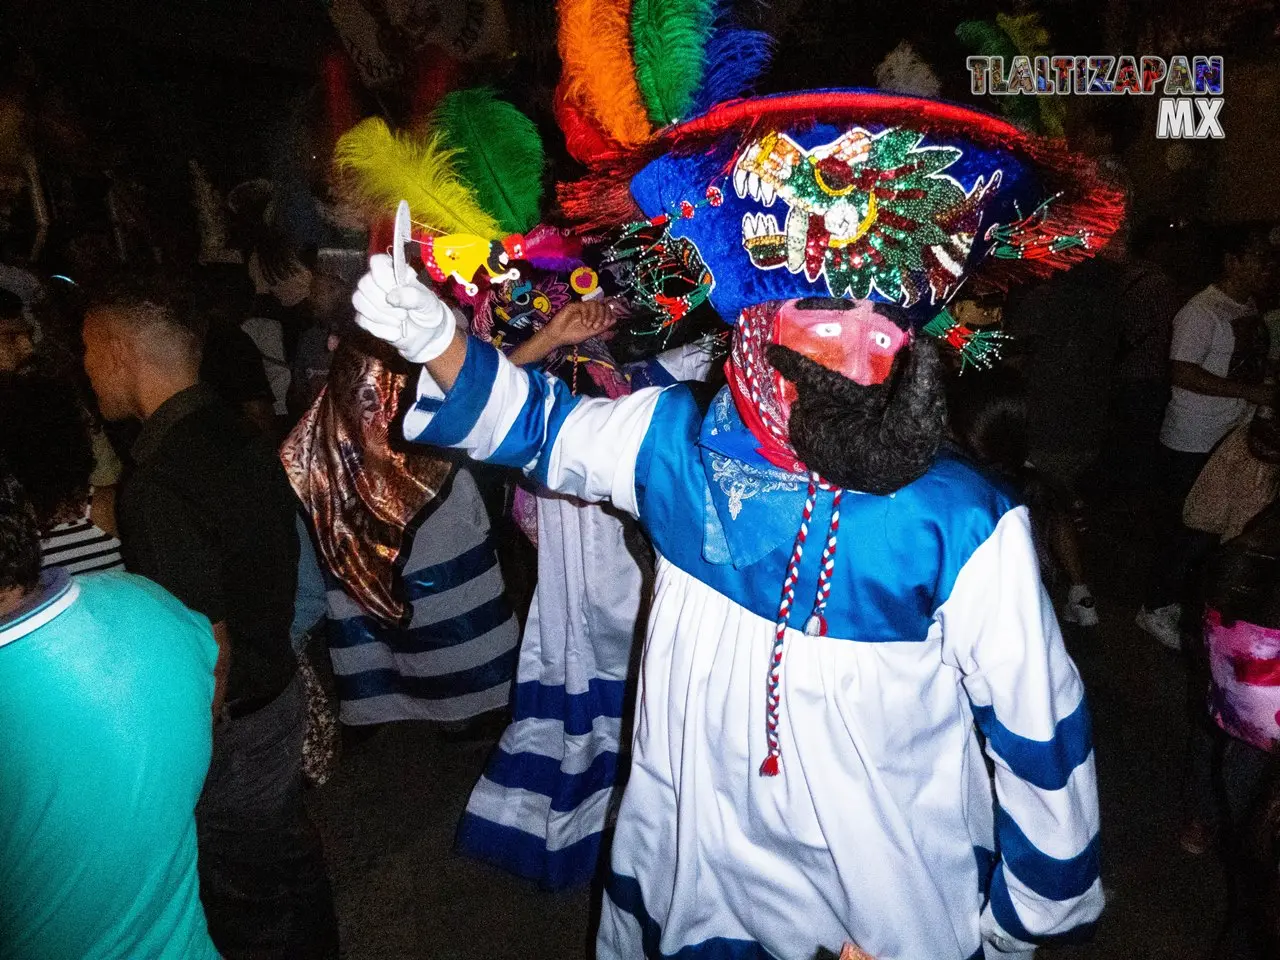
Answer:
[
  {"left": 771, "top": 298, "right": 910, "bottom": 418},
  {"left": 726, "top": 299, "right": 943, "bottom": 492}
]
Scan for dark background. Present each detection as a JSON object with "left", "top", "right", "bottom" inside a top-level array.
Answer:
[{"left": 4, "top": 0, "right": 1277, "bottom": 251}]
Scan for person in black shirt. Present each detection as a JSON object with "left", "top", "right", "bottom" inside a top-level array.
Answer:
[
  {"left": 81, "top": 275, "right": 337, "bottom": 960},
  {"left": 201, "top": 318, "right": 277, "bottom": 436},
  {"left": 191, "top": 265, "right": 278, "bottom": 437}
]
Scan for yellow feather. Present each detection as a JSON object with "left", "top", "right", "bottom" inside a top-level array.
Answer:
[{"left": 333, "top": 117, "right": 502, "bottom": 240}]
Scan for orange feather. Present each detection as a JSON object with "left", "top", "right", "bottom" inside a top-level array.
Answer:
[{"left": 557, "top": 0, "right": 653, "bottom": 150}]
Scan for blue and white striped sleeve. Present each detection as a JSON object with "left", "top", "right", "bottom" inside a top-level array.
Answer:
[
  {"left": 402, "top": 336, "right": 665, "bottom": 517},
  {"left": 938, "top": 505, "right": 1103, "bottom": 955}
]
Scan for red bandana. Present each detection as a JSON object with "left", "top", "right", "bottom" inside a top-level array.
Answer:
[{"left": 726, "top": 302, "right": 806, "bottom": 473}]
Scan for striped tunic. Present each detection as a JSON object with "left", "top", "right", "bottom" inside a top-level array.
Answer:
[
  {"left": 41, "top": 513, "right": 124, "bottom": 575},
  {"left": 403, "top": 337, "right": 1103, "bottom": 960},
  {"left": 456, "top": 495, "right": 647, "bottom": 888},
  {"left": 325, "top": 465, "right": 519, "bottom": 725},
  {"left": 456, "top": 345, "right": 712, "bottom": 889}
]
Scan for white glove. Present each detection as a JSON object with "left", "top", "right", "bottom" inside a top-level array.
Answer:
[{"left": 352, "top": 254, "right": 455, "bottom": 364}]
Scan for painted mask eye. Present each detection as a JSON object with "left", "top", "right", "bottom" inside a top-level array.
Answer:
[
  {"left": 814, "top": 322, "right": 843, "bottom": 338},
  {"left": 871, "top": 331, "right": 892, "bottom": 349}
]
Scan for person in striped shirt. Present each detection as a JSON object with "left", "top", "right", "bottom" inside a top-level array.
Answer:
[{"left": 0, "top": 368, "right": 122, "bottom": 574}]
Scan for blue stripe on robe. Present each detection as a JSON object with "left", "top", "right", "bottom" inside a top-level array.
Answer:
[
  {"left": 605, "top": 873, "right": 989, "bottom": 960},
  {"left": 410, "top": 337, "right": 500, "bottom": 446},
  {"left": 455, "top": 813, "right": 604, "bottom": 890},
  {"left": 482, "top": 747, "right": 619, "bottom": 814},
  {"left": 975, "top": 845, "right": 995, "bottom": 899},
  {"left": 989, "top": 865, "right": 1099, "bottom": 946},
  {"left": 971, "top": 698, "right": 1093, "bottom": 791},
  {"left": 995, "top": 807, "right": 1100, "bottom": 902},
  {"left": 488, "top": 371, "right": 581, "bottom": 470},
  {"left": 510, "top": 677, "right": 627, "bottom": 737},
  {"left": 528, "top": 378, "right": 588, "bottom": 486},
  {"left": 607, "top": 872, "right": 775, "bottom": 960}
]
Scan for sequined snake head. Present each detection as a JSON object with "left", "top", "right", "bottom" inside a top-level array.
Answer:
[{"left": 734, "top": 126, "right": 1000, "bottom": 309}]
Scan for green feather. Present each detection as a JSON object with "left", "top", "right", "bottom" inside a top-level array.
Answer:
[
  {"left": 632, "top": 0, "right": 717, "bottom": 127},
  {"left": 956, "top": 20, "right": 1040, "bottom": 131},
  {"left": 956, "top": 20, "right": 1018, "bottom": 62},
  {"left": 431, "top": 88, "right": 546, "bottom": 235}
]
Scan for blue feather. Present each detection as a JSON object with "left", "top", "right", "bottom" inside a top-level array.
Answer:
[{"left": 691, "top": 26, "right": 775, "bottom": 113}]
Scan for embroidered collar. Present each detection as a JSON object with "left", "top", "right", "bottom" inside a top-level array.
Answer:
[{"left": 0, "top": 567, "right": 79, "bottom": 650}]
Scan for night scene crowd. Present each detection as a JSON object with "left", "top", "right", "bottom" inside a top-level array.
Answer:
[{"left": 2, "top": 2, "right": 1280, "bottom": 959}]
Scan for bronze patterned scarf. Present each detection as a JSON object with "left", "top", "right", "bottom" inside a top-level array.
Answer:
[{"left": 281, "top": 339, "right": 452, "bottom": 624}]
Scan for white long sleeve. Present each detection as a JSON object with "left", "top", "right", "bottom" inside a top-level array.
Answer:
[
  {"left": 938, "top": 506, "right": 1103, "bottom": 953},
  {"left": 402, "top": 336, "right": 665, "bottom": 517}
]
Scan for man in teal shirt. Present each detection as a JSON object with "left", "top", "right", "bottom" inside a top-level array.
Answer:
[{"left": 0, "top": 468, "right": 220, "bottom": 960}]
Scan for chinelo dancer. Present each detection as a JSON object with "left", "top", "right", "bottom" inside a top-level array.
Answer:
[{"left": 348, "top": 11, "right": 1123, "bottom": 956}]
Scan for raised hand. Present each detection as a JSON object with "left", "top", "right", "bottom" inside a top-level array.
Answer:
[{"left": 352, "top": 254, "right": 456, "bottom": 364}]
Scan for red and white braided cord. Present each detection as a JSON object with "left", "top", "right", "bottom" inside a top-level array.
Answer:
[
  {"left": 728, "top": 305, "right": 848, "bottom": 778},
  {"left": 807, "top": 487, "right": 843, "bottom": 637},
  {"left": 760, "top": 474, "right": 842, "bottom": 778}
]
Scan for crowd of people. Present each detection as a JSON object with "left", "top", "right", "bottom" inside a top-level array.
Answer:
[
  {"left": 2, "top": 6, "right": 1280, "bottom": 960},
  {"left": 2, "top": 165, "right": 1279, "bottom": 960}
]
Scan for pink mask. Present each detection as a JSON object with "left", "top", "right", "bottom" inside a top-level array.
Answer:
[{"left": 771, "top": 299, "right": 910, "bottom": 412}]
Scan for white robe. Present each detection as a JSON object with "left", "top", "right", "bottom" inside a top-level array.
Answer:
[
  {"left": 403, "top": 338, "right": 1103, "bottom": 959},
  {"left": 456, "top": 494, "right": 647, "bottom": 887}
]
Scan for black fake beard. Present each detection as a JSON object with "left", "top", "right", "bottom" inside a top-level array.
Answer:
[{"left": 766, "top": 339, "right": 947, "bottom": 495}]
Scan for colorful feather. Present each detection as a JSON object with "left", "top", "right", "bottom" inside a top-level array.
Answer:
[
  {"left": 432, "top": 87, "right": 546, "bottom": 235},
  {"left": 631, "top": 0, "right": 717, "bottom": 126},
  {"left": 334, "top": 117, "right": 501, "bottom": 238},
  {"left": 874, "top": 42, "right": 941, "bottom": 99},
  {"left": 955, "top": 19, "right": 1040, "bottom": 133},
  {"left": 557, "top": 0, "right": 654, "bottom": 149},
  {"left": 555, "top": 81, "right": 623, "bottom": 165},
  {"left": 523, "top": 225, "right": 586, "bottom": 273},
  {"left": 691, "top": 24, "right": 774, "bottom": 113}
]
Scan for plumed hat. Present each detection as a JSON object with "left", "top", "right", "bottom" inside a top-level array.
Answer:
[
  {"left": 562, "top": 89, "right": 1125, "bottom": 330},
  {"left": 551, "top": 0, "right": 1123, "bottom": 336}
]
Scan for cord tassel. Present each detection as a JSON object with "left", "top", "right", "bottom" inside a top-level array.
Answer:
[{"left": 760, "top": 475, "right": 841, "bottom": 778}]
